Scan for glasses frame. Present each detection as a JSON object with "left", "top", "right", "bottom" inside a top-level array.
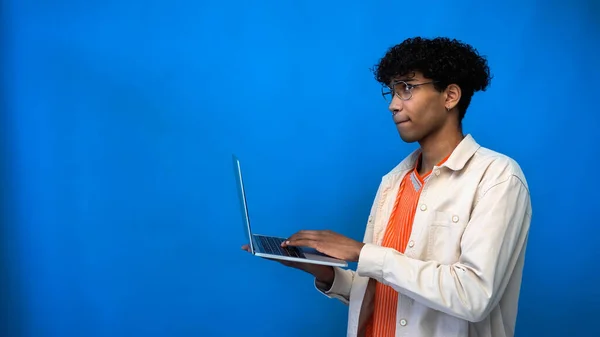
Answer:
[{"left": 381, "top": 80, "right": 439, "bottom": 102}]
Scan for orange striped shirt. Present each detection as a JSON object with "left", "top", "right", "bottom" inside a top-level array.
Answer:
[{"left": 366, "top": 154, "right": 449, "bottom": 337}]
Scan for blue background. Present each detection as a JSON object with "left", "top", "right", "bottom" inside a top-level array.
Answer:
[{"left": 1, "top": 0, "right": 599, "bottom": 336}]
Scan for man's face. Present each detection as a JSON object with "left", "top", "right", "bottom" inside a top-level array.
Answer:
[{"left": 386, "top": 72, "right": 449, "bottom": 143}]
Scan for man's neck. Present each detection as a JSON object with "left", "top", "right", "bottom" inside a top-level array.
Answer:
[{"left": 417, "top": 128, "right": 464, "bottom": 175}]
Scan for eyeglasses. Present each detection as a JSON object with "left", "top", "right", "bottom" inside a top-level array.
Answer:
[{"left": 381, "top": 80, "right": 437, "bottom": 103}]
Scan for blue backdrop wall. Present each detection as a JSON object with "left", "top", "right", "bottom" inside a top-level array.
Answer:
[{"left": 1, "top": 0, "right": 599, "bottom": 336}]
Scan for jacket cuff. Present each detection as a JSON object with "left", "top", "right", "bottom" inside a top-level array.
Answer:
[
  {"left": 356, "top": 243, "right": 390, "bottom": 280},
  {"left": 314, "top": 267, "right": 353, "bottom": 299}
]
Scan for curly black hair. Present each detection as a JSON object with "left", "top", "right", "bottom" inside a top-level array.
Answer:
[{"left": 372, "top": 37, "right": 492, "bottom": 122}]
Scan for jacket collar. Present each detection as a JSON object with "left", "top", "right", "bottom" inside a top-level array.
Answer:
[
  {"left": 442, "top": 134, "right": 481, "bottom": 171},
  {"left": 386, "top": 134, "right": 481, "bottom": 178}
]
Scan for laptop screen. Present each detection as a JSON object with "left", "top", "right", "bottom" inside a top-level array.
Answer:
[{"left": 232, "top": 154, "right": 254, "bottom": 253}]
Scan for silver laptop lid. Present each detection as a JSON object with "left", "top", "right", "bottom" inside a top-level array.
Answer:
[{"left": 232, "top": 154, "right": 254, "bottom": 254}]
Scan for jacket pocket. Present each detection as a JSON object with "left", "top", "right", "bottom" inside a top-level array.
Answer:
[{"left": 426, "top": 210, "right": 467, "bottom": 264}]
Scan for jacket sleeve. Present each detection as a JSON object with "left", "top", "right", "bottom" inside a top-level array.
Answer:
[
  {"left": 314, "top": 267, "right": 356, "bottom": 304},
  {"left": 355, "top": 174, "right": 532, "bottom": 322},
  {"left": 314, "top": 177, "right": 386, "bottom": 304}
]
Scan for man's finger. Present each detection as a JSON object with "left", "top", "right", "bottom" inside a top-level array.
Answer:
[
  {"left": 287, "top": 230, "right": 323, "bottom": 242},
  {"left": 284, "top": 238, "right": 319, "bottom": 248},
  {"left": 283, "top": 232, "right": 319, "bottom": 246},
  {"left": 297, "top": 230, "right": 328, "bottom": 237}
]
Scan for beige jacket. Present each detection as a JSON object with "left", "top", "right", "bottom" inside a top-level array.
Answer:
[{"left": 315, "top": 134, "right": 532, "bottom": 337}]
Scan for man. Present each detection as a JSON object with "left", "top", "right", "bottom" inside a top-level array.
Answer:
[{"left": 243, "top": 37, "right": 532, "bottom": 337}]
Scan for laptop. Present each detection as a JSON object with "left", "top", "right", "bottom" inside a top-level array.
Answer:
[{"left": 232, "top": 154, "right": 348, "bottom": 268}]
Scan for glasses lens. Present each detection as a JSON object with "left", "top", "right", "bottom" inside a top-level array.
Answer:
[
  {"left": 382, "top": 86, "right": 393, "bottom": 103},
  {"left": 393, "top": 81, "right": 411, "bottom": 100}
]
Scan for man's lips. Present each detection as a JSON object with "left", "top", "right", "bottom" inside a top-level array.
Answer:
[
  {"left": 392, "top": 111, "right": 410, "bottom": 124},
  {"left": 394, "top": 116, "right": 410, "bottom": 124}
]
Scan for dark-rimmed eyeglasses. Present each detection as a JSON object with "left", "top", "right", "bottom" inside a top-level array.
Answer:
[{"left": 381, "top": 80, "right": 438, "bottom": 103}]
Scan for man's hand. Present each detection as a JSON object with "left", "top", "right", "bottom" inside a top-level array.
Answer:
[
  {"left": 282, "top": 230, "right": 365, "bottom": 262},
  {"left": 240, "top": 244, "right": 299, "bottom": 268},
  {"left": 240, "top": 244, "right": 335, "bottom": 285}
]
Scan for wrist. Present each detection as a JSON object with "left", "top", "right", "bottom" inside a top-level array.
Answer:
[
  {"left": 354, "top": 242, "right": 366, "bottom": 262},
  {"left": 311, "top": 265, "right": 334, "bottom": 285}
]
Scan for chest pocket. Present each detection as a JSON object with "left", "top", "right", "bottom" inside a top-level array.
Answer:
[{"left": 426, "top": 210, "right": 468, "bottom": 264}]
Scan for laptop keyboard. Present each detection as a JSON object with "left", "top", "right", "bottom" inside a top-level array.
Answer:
[{"left": 254, "top": 235, "right": 306, "bottom": 258}]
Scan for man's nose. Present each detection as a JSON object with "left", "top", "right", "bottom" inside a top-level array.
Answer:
[{"left": 388, "top": 94, "right": 403, "bottom": 114}]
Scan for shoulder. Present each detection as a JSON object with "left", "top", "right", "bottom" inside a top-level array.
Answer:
[{"left": 469, "top": 145, "right": 530, "bottom": 195}]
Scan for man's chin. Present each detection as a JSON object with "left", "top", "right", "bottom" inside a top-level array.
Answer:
[{"left": 397, "top": 131, "right": 420, "bottom": 143}]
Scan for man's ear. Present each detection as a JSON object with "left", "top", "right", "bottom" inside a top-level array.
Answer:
[{"left": 444, "top": 84, "right": 461, "bottom": 111}]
